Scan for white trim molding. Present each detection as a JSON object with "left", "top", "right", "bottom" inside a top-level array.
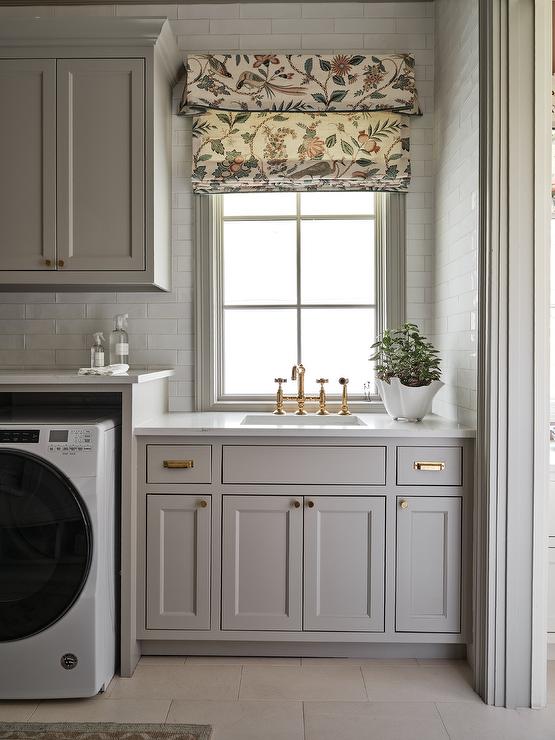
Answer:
[{"left": 476, "top": 0, "right": 551, "bottom": 708}]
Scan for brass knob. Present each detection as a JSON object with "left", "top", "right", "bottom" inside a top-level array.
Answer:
[
  {"left": 400, "top": 499, "right": 409, "bottom": 509},
  {"left": 198, "top": 500, "right": 208, "bottom": 508},
  {"left": 307, "top": 500, "right": 315, "bottom": 508},
  {"left": 57, "top": 259, "right": 65, "bottom": 268},
  {"left": 316, "top": 378, "right": 328, "bottom": 384},
  {"left": 44, "top": 259, "right": 52, "bottom": 267},
  {"left": 292, "top": 500, "right": 301, "bottom": 508},
  {"left": 275, "top": 377, "right": 287, "bottom": 384}
]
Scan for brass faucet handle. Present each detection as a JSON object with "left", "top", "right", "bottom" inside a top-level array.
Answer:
[
  {"left": 316, "top": 378, "right": 329, "bottom": 385},
  {"left": 338, "top": 376, "right": 351, "bottom": 416},
  {"left": 339, "top": 377, "right": 349, "bottom": 385},
  {"left": 274, "top": 377, "right": 287, "bottom": 385}
]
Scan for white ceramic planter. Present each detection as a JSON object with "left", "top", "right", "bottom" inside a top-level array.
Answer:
[{"left": 376, "top": 377, "right": 444, "bottom": 422}]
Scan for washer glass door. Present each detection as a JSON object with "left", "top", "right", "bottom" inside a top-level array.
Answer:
[{"left": 0, "top": 449, "right": 92, "bottom": 641}]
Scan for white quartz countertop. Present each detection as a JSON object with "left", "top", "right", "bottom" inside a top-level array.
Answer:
[
  {"left": 135, "top": 412, "right": 476, "bottom": 438},
  {"left": 0, "top": 368, "right": 174, "bottom": 385}
]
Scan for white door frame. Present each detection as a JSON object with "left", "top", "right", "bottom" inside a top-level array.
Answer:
[{"left": 476, "top": 0, "right": 551, "bottom": 708}]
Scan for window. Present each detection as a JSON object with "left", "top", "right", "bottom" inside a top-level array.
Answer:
[{"left": 195, "top": 192, "right": 405, "bottom": 410}]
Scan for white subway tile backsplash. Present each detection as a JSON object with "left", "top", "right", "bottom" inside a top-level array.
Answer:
[
  {"left": 241, "top": 3, "right": 302, "bottom": 18},
  {"left": 178, "top": 3, "right": 239, "bottom": 19}
]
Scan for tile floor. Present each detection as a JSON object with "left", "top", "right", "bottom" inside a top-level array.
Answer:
[{"left": 2, "top": 658, "right": 555, "bottom": 739}]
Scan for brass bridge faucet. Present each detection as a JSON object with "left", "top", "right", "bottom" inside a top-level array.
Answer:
[{"left": 274, "top": 363, "right": 323, "bottom": 416}]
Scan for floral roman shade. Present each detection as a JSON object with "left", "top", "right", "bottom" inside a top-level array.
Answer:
[
  {"left": 181, "top": 52, "right": 420, "bottom": 194},
  {"left": 180, "top": 53, "right": 420, "bottom": 115},
  {"left": 192, "top": 110, "right": 410, "bottom": 193}
]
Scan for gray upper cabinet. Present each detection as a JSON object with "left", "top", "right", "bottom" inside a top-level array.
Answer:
[
  {"left": 396, "top": 496, "right": 462, "bottom": 633},
  {"left": 0, "top": 18, "right": 183, "bottom": 290},
  {"left": 0, "top": 59, "right": 56, "bottom": 271},
  {"left": 304, "top": 496, "right": 386, "bottom": 632},
  {"left": 56, "top": 59, "right": 145, "bottom": 272}
]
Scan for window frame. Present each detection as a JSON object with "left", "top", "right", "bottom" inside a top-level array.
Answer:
[{"left": 194, "top": 192, "right": 406, "bottom": 412}]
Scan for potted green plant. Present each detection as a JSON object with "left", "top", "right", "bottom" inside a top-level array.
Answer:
[{"left": 370, "top": 323, "right": 443, "bottom": 421}]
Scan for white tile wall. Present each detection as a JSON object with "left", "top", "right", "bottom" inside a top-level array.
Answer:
[
  {"left": 0, "top": 1, "right": 435, "bottom": 412},
  {"left": 431, "top": 0, "right": 478, "bottom": 425}
]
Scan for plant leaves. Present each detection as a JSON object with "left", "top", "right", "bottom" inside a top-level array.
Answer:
[
  {"left": 210, "top": 139, "right": 225, "bottom": 155},
  {"left": 332, "top": 75, "right": 346, "bottom": 86},
  {"left": 349, "top": 55, "right": 365, "bottom": 66},
  {"left": 311, "top": 92, "right": 328, "bottom": 105},
  {"left": 319, "top": 59, "right": 332, "bottom": 72},
  {"left": 330, "top": 90, "right": 348, "bottom": 103},
  {"left": 325, "top": 134, "right": 337, "bottom": 148},
  {"left": 304, "top": 57, "right": 313, "bottom": 75},
  {"left": 340, "top": 139, "right": 354, "bottom": 156}
]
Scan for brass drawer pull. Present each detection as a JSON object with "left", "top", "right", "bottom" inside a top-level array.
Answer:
[
  {"left": 163, "top": 459, "right": 194, "bottom": 469},
  {"left": 198, "top": 499, "right": 208, "bottom": 508},
  {"left": 307, "top": 500, "right": 315, "bottom": 508},
  {"left": 292, "top": 500, "right": 301, "bottom": 509},
  {"left": 400, "top": 499, "right": 409, "bottom": 509},
  {"left": 413, "top": 461, "right": 445, "bottom": 472}
]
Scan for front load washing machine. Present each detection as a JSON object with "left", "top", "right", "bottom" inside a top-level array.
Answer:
[{"left": 0, "top": 409, "right": 119, "bottom": 699}]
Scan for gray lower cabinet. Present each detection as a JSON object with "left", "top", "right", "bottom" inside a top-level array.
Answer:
[
  {"left": 221, "top": 496, "right": 303, "bottom": 631},
  {"left": 146, "top": 494, "right": 211, "bottom": 630},
  {"left": 396, "top": 496, "right": 462, "bottom": 633},
  {"left": 304, "top": 496, "right": 386, "bottom": 632}
]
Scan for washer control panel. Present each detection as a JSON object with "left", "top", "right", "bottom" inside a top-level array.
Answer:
[
  {"left": 0, "top": 429, "right": 40, "bottom": 444},
  {"left": 48, "top": 428, "right": 94, "bottom": 455}
]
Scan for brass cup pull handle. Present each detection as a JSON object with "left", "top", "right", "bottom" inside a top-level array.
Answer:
[
  {"left": 400, "top": 499, "right": 409, "bottom": 509},
  {"left": 198, "top": 499, "right": 208, "bottom": 508},
  {"left": 163, "top": 459, "right": 194, "bottom": 469},
  {"left": 292, "top": 500, "right": 301, "bottom": 508},
  {"left": 307, "top": 500, "right": 315, "bottom": 508},
  {"left": 413, "top": 461, "right": 446, "bottom": 472},
  {"left": 57, "top": 259, "right": 65, "bottom": 268},
  {"left": 44, "top": 259, "right": 52, "bottom": 267}
]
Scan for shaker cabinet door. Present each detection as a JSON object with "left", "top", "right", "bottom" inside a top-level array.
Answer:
[
  {"left": 56, "top": 58, "right": 145, "bottom": 271},
  {"left": 0, "top": 59, "right": 56, "bottom": 271},
  {"left": 304, "top": 496, "right": 386, "bottom": 631},
  {"left": 396, "top": 496, "right": 462, "bottom": 633},
  {"left": 222, "top": 496, "right": 303, "bottom": 631},
  {"left": 146, "top": 495, "right": 211, "bottom": 630}
]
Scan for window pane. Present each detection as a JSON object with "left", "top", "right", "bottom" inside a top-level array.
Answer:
[
  {"left": 224, "top": 309, "right": 297, "bottom": 395},
  {"left": 224, "top": 221, "right": 297, "bottom": 305},
  {"left": 223, "top": 192, "right": 297, "bottom": 217},
  {"left": 301, "top": 308, "right": 375, "bottom": 396},
  {"left": 300, "top": 192, "right": 375, "bottom": 216},
  {"left": 301, "top": 220, "right": 375, "bottom": 304}
]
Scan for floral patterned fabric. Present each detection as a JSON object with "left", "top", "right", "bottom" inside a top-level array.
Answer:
[
  {"left": 191, "top": 109, "right": 411, "bottom": 193},
  {"left": 180, "top": 53, "right": 420, "bottom": 115}
]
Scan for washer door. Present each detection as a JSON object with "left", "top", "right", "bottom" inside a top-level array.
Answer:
[{"left": 0, "top": 449, "right": 92, "bottom": 641}]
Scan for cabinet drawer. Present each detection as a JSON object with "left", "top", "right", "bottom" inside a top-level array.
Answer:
[
  {"left": 146, "top": 445, "right": 212, "bottom": 484},
  {"left": 397, "top": 446, "right": 462, "bottom": 486},
  {"left": 222, "top": 445, "right": 386, "bottom": 485}
]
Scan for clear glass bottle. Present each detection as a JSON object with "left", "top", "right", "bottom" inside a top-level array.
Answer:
[
  {"left": 90, "top": 332, "right": 105, "bottom": 368},
  {"left": 109, "top": 314, "right": 129, "bottom": 365}
]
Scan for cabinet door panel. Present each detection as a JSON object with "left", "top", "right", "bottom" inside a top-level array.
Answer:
[
  {"left": 146, "top": 495, "right": 210, "bottom": 630},
  {"left": 548, "top": 549, "right": 555, "bottom": 633},
  {"left": 304, "top": 496, "right": 385, "bottom": 631},
  {"left": 57, "top": 58, "right": 145, "bottom": 271},
  {"left": 222, "top": 496, "right": 302, "bottom": 630},
  {"left": 0, "top": 60, "right": 56, "bottom": 270},
  {"left": 396, "top": 496, "right": 462, "bottom": 633}
]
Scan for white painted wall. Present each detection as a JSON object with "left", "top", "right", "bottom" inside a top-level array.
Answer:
[
  {"left": 431, "top": 0, "right": 479, "bottom": 424},
  {"left": 0, "top": 2, "right": 434, "bottom": 411}
]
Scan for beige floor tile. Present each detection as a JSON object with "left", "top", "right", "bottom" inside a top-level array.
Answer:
[
  {"left": 139, "top": 656, "right": 187, "bottom": 666},
  {"left": 437, "top": 701, "right": 555, "bottom": 740},
  {"left": 239, "top": 665, "right": 367, "bottom": 702},
  {"left": 167, "top": 700, "right": 304, "bottom": 740},
  {"left": 0, "top": 701, "right": 39, "bottom": 721},
  {"left": 186, "top": 656, "right": 301, "bottom": 666},
  {"left": 107, "top": 664, "right": 241, "bottom": 701},
  {"left": 31, "top": 697, "right": 171, "bottom": 723},
  {"left": 362, "top": 664, "right": 479, "bottom": 702},
  {"left": 304, "top": 701, "right": 449, "bottom": 740},
  {"left": 302, "top": 657, "right": 419, "bottom": 667}
]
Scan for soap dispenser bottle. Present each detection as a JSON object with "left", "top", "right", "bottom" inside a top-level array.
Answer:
[
  {"left": 90, "top": 332, "right": 105, "bottom": 368},
  {"left": 109, "top": 314, "right": 129, "bottom": 365}
]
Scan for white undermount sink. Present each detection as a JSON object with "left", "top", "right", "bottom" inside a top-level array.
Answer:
[{"left": 240, "top": 414, "right": 367, "bottom": 426}]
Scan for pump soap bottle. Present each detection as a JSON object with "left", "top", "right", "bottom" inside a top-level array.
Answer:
[
  {"left": 109, "top": 314, "right": 129, "bottom": 365},
  {"left": 90, "top": 332, "right": 105, "bottom": 368}
]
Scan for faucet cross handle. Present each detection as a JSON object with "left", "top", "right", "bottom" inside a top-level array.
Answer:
[
  {"left": 273, "top": 378, "right": 287, "bottom": 416},
  {"left": 274, "top": 377, "right": 287, "bottom": 385},
  {"left": 316, "top": 378, "right": 329, "bottom": 385}
]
